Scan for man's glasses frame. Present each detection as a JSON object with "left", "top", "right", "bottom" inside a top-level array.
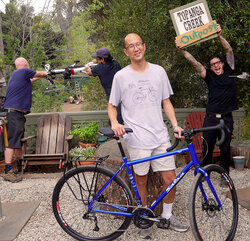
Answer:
[
  {"left": 125, "top": 42, "right": 144, "bottom": 51},
  {"left": 210, "top": 60, "right": 222, "bottom": 67}
]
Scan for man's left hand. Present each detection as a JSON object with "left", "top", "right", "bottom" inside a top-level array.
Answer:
[{"left": 173, "top": 126, "right": 184, "bottom": 139}]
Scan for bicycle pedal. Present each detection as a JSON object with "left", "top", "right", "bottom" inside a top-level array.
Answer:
[{"left": 157, "top": 218, "right": 170, "bottom": 229}]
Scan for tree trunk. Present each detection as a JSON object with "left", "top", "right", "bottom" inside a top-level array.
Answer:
[{"left": 55, "top": 0, "right": 75, "bottom": 39}]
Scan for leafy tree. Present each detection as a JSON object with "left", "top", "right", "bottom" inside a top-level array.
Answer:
[
  {"left": 82, "top": 77, "right": 107, "bottom": 111},
  {"left": 31, "top": 80, "right": 72, "bottom": 113},
  {"left": 1, "top": 1, "right": 65, "bottom": 73},
  {"left": 60, "top": 11, "right": 97, "bottom": 66},
  {"left": 87, "top": 0, "right": 249, "bottom": 109}
]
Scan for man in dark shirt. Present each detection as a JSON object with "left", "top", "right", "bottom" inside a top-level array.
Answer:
[
  {"left": 85, "top": 48, "right": 123, "bottom": 124},
  {"left": 175, "top": 24, "right": 238, "bottom": 180},
  {"left": 2, "top": 57, "right": 47, "bottom": 182}
]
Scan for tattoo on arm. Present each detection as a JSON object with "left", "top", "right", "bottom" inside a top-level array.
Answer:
[
  {"left": 186, "top": 55, "right": 197, "bottom": 65},
  {"left": 226, "top": 50, "right": 235, "bottom": 69},
  {"left": 183, "top": 51, "right": 205, "bottom": 77},
  {"left": 196, "top": 63, "right": 205, "bottom": 74},
  {"left": 219, "top": 36, "right": 231, "bottom": 50}
]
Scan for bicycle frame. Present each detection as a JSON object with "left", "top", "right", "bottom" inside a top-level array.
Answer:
[{"left": 89, "top": 140, "right": 223, "bottom": 217}]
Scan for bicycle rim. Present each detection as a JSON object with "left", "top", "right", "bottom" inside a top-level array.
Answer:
[
  {"left": 52, "top": 165, "right": 133, "bottom": 241},
  {"left": 189, "top": 164, "right": 238, "bottom": 241}
]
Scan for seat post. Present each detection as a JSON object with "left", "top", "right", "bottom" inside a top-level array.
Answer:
[{"left": 115, "top": 137, "right": 126, "bottom": 158}]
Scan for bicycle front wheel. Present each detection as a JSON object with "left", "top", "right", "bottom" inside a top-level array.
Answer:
[
  {"left": 189, "top": 164, "right": 238, "bottom": 241},
  {"left": 52, "top": 165, "right": 133, "bottom": 241}
]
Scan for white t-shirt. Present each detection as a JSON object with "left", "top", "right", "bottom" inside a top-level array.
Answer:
[{"left": 109, "top": 63, "right": 173, "bottom": 149}]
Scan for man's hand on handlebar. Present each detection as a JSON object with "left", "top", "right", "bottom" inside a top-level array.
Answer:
[
  {"left": 174, "top": 126, "right": 184, "bottom": 139},
  {"left": 111, "top": 123, "right": 126, "bottom": 137}
]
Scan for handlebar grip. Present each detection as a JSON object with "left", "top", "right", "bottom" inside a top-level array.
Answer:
[
  {"left": 216, "top": 119, "right": 226, "bottom": 146},
  {"left": 99, "top": 127, "right": 133, "bottom": 138},
  {"left": 167, "top": 138, "right": 180, "bottom": 152}
]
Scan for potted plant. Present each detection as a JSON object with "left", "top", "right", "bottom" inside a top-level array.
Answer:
[
  {"left": 69, "top": 146, "right": 97, "bottom": 165},
  {"left": 69, "top": 121, "right": 99, "bottom": 147}
]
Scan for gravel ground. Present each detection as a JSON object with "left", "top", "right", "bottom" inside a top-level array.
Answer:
[{"left": 0, "top": 166, "right": 249, "bottom": 241}]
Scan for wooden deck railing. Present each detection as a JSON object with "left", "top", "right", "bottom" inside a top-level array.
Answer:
[{"left": 24, "top": 108, "right": 246, "bottom": 148}]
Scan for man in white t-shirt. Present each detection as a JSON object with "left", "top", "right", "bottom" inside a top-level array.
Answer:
[{"left": 108, "top": 33, "right": 188, "bottom": 238}]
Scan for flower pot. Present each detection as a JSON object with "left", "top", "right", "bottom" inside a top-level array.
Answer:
[
  {"left": 233, "top": 156, "right": 245, "bottom": 170},
  {"left": 78, "top": 142, "right": 96, "bottom": 148}
]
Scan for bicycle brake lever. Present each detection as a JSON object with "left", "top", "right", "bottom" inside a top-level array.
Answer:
[{"left": 216, "top": 119, "right": 225, "bottom": 146}]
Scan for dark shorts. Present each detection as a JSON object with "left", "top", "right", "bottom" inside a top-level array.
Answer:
[{"left": 6, "top": 112, "right": 26, "bottom": 149}]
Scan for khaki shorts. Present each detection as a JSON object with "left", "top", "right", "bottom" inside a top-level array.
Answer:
[{"left": 127, "top": 142, "right": 176, "bottom": 176}]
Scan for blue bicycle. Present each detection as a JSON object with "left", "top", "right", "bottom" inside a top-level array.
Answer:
[{"left": 52, "top": 119, "right": 238, "bottom": 241}]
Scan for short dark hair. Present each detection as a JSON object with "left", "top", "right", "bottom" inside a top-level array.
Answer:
[
  {"left": 103, "top": 54, "right": 113, "bottom": 63},
  {"left": 208, "top": 55, "right": 223, "bottom": 65},
  {"left": 123, "top": 34, "right": 144, "bottom": 48}
]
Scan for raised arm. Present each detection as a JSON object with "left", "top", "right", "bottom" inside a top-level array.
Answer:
[
  {"left": 175, "top": 40, "right": 206, "bottom": 79},
  {"left": 216, "top": 24, "right": 234, "bottom": 70}
]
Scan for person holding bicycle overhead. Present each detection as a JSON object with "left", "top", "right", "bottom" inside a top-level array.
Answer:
[
  {"left": 1, "top": 57, "right": 47, "bottom": 183},
  {"left": 175, "top": 24, "right": 238, "bottom": 182},
  {"left": 108, "top": 33, "right": 189, "bottom": 239},
  {"left": 85, "top": 48, "right": 123, "bottom": 124}
]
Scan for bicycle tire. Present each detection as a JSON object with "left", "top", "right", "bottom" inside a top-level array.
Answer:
[
  {"left": 52, "top": 165, "right": 133, "bottom": 241},
  {"left": 189, "top": 164, "right": 238, "bottom": 241}
]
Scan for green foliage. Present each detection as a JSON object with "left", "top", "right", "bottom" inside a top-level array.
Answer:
[
  {"left": 69, "top": 146, "right": 97, "bottom": 159},
  {"left": 1, "top": 0, "right": 248, "bottom": 112},
  {"left": 82, "top": 77, "right": 107, "bottom": 110},
  {"left": 88, "top": 0, "right": 249, "bottom": 108},
  {"left": 31, "top": 79, "right": 71, "bottom": 113},
  {"left": 1, "top": 2, "right": 65, "bottom": 71},
  {"left": 59, "top": 11, "right": 97, "bottom": 66},
  {"left": 69, "top": 121, "right": 99, "bottom": 144}
]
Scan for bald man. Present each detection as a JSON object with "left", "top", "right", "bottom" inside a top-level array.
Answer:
[
  {"left": 108, "top": 33, "right": 188, "bottom": 238},
  {"left": 1, "top": 57, "right": 47, "bottom": 182}
]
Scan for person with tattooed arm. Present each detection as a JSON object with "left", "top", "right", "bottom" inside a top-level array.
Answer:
[{"left": 175, "top": 24, "right": 238, "bottom": 184}]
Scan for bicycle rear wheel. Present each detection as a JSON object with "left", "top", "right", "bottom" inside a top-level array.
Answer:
[
  {"left": 189, "top": 164, "right": 238, "bottom": 241},
  {"left": 52, "top": 165, "right": 133, "bottom": 241}
]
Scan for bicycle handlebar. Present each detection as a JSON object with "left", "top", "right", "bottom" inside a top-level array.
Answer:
[
  {"left": 167, "top": 119, "right": 226, "bottom": 152},
  {"left": 45, "top": 61, "right": 98, "bottom": 83}
]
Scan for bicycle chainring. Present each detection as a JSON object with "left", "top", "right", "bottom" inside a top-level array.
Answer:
[{"left": 133, "top": 207, "right": 155, "bottom": 229}]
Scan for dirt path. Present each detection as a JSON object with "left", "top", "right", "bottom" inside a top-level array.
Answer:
[{"left": 61, "top": 102, "right": 83, "bottom": 112}]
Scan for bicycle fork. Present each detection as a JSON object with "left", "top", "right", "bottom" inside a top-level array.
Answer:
[{"left": 196, "top": 167, "right": 223, "bottom": 210}]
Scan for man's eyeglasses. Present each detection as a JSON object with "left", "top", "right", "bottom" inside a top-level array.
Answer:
[
  {"left": 125, "top": 42, "right": 144, "bottom": 51},
  {"left": 96, "top": 58, "right": 101, "bottom": 61},
  {"left": 210, "top": 61, "right": 222, "bottom": 67}
]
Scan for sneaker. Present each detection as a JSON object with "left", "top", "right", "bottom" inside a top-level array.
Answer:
[
  {"left": 169, "top": 215, "right": 189, "bottom": 232},
  {"left": 139, "top": 227, "right": 153, "bottom": 239},
  {"left": 1, "top": 169, "right": 23, "bottom": 183}
]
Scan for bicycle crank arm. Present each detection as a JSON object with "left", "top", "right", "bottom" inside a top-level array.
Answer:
[{"left": 140, "top": 216, "right": 166, "bottom": 223}]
